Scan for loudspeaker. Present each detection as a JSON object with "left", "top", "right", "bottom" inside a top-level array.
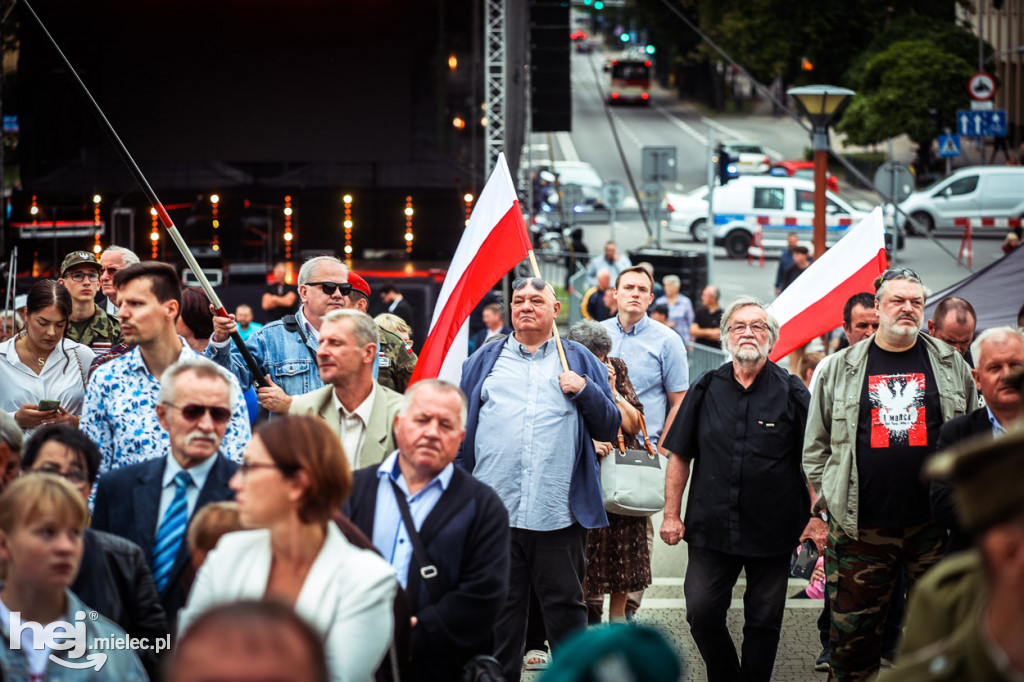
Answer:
[
  {"left": 530, "top": 0, "right": 571, "bottom": 132},
  {"left": 627, "top": 250, "right": 708, "bottom": 303}
]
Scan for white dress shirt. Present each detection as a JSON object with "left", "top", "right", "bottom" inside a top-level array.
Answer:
[
  {"left": 0, "top": 336, "right": 95, "bottom": 419},
  {"left": 332, "top": 383, "right": 377, "bottom": 465}
]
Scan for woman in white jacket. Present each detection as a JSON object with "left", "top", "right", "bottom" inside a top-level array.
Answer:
[{"left": 179, "top": 415, "right": 397, "bottom": 682}]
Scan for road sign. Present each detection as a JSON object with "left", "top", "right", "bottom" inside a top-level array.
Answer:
[
  {"left": 642, "top": 146, "right": 677, "bottom": 182},
  {"left": 873, "top": 162, "right": 915, "bottom": 203},
  {"left": 956, "top": 109, "right": 1007, "bottom": 137},
  {"left": 968, "top": 72, "right": 996, "bottom": 101},
  {"left": 601, "top": 181, "right": 627, "bottom": 209},
  {"left": 938, "top": 135, "right": 961, "bottom": 158}
]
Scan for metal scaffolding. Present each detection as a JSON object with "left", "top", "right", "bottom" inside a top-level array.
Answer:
[{"left": 484, "top": 0, "right": 506, "bottom": 176}]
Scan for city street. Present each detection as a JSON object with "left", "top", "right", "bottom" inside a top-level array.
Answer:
[{"left": 523, "top": 44, "right": 1012, "bottom": 681}]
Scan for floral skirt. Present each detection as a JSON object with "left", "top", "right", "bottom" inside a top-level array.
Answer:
[{"left": 582, "top": 512, "right": 652, "bottom": 594}]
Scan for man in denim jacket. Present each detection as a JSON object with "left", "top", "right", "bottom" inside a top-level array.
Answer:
[
  {"left": 803, "top": 268, "right": 977, "bottom": 682},
  {"left": 207, "top": 256, "right": 350, "bottom": 415}
]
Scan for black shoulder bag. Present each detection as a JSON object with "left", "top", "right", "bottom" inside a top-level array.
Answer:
[
  {"left": 388, "top": 480, "right": 504, "bottom": 682},
  {"left": 282, "top": 314, "right": 320, "bottom": 366}
]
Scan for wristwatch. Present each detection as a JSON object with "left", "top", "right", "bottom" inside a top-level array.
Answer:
[{"left": 613, "top": 394, "right": 622, "bottom": 404}]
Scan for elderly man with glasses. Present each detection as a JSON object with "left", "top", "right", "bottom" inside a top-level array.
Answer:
[
  {"left": 209, "top": 255, "right": 356, "bottom": 415},
  {"left": 803, "top": 268, "right": 978, "bottom": 682},
  {"left": 660, "top": 295, "right": 812, "bottom": 682},
  {"left": 458, "top": 276, "right": 620, "bottom": 682}
]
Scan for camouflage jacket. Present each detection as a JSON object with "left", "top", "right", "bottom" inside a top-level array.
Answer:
[
  {"left": 67, "top": 304, "right": 124, "bottom": 350},
  {"left": 376, "top": 325, "right": 416, "bottom": 393}
]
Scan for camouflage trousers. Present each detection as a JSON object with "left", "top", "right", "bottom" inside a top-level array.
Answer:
[{"left": 825, "top": 519, "right": 946, "bottom": 682}]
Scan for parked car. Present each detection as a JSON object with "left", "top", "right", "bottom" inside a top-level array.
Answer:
[
  {"left": 897, "top": 165, "right": 1024, "bottom": 233},
  {"left": 666, "top": 176, "right": 889, "bottom": 258},
  {"left": 722, "top": 142, "right": 773, "bottom": 174},
  {"left": 770, "top": 160, "right": 839, "bottom": 193},
  {"left": 532, "top": 160, "right": 606, "bottom": 213}
]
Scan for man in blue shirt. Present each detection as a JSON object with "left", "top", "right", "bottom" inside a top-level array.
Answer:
[
  {"left": 459, "top": 277, "right": 619, "bottom": 682},
  {"left": 346, "top": 379, "right": 510, "bottom": 682}
]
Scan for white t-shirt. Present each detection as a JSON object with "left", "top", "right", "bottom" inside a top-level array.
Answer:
[
  {"left": 0, "top": 336, "right": 95, "bottom": 417},
  {"left": 0, "top": 596, "right": 51, "bottom": 677}
]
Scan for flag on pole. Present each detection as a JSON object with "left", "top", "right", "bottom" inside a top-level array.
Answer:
[
  {"left": 767, "top": 207, "right": 888, "bottom": 362},
  {"left": 410, "top": 153, "right": 532, "bottom": 385}
]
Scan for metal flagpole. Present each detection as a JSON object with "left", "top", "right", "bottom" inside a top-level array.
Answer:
[{"left": 21, "top": 0, "right": 268, "bottom": 387}]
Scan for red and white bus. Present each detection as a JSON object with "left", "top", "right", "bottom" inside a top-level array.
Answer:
[{"left": 606, "top": 58, "right": 651, "bottom": 105}]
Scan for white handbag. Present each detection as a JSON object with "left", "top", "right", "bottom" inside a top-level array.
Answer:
[{"left": 600, "top": 412, "right": 665, "bottom": 517}]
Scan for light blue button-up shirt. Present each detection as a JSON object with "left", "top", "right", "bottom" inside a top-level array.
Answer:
[
  {"left": 474, "top": 335, "right": 579, "bottom": 531},
  {"left": 372, "top": 450, "right": 453, "bottom": 588},
  {"left": 601, "top": 314, "right": 689, "bottom": 444},
  {"left": 987, "top": 405, "right": 1010, "bottom": 438}
]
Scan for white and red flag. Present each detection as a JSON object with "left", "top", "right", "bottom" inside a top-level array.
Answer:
[
  {"left": 410, "top": 153, "right": 532, "bottom": 385},
  {"left": 767, "top": 207, "right": 888, "bottom": 362}
]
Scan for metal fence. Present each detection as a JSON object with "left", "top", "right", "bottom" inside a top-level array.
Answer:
[{"left": 688, "top": 343, "right": 730, "bottom": 381}]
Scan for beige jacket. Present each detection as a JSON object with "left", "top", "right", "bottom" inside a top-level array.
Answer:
[
  {"left": 803, "top": 334, "right": 977, "bottom": 539},
  {"left": 289, "top": 383, "right": 403, "bottom": 469}
]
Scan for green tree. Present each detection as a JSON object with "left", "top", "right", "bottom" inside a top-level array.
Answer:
[{"left": 836, "top": 40, "right": 973, "bottom": 168}]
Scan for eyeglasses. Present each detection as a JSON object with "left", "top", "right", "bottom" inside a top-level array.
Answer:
[
  {"left": 306, "top": 281, "right": 353, "bottom": 296},
  {"left": 512, "top": 277, "right": 550, "bottom": 292},
  {"left": 877, "top": 268, "right": 921, "bottom": 287},
  {"left": 727, "top": 322, "right": 770, "bottom": 335},
  {"left": 67, "top": 271, "right": 100, "bottom": 282},
  {"left": 100, "top": 267, "right": 121, "bottom": 276},
  {"left": 164, "top": 402, "right": 232, "bottom": 424},
  {"left": 237, "top": 460, "right": 297, "bottom": 478},
  {"left": 30, "top": 468, "right": 88, "bottom": 484}
]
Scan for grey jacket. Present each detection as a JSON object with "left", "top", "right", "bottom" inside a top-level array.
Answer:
[{"left": 803, "top": 334, "right": 977, "bottom": 539}]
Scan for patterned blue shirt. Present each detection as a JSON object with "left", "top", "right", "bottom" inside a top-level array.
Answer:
[
  {"left": 602, "top": 314, "right": 690, "bottom": 444},
  {"left": 372, "top": 450, "right": 453, "bottom": 589},
  {"left": 473, "top": 335, "right": 579, "bottom": 531},
  {"left": 655, "top": 294, "right": 696, "bottom": 346},
  {"left": 81, "top": 341, "right": 250, "bottom": 475}
]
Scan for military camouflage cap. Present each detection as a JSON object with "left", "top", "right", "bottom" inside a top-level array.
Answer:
[
  {"left": 926, "top": 427, "right": 1024, "bottom": 533},
  {"left": 61, "top": 250, "right": 101, "bottom": 275}
]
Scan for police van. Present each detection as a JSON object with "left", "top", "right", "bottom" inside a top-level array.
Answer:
[{"left": 666, "top": 176, "right": 874, "bottom": 258}]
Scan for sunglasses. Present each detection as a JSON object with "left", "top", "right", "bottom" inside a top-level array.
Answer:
[
  {"left": 512, "top": 277, "right": 550, "bottom": 292},
  {"left": 164, "top": 402, "right": 232, "bottom": 424},
  {"left": 877, "top": 268, "right": 921, "bottom": 287},
  {"left": 306, "top": 281, "right": 353, "bottom": 296}
]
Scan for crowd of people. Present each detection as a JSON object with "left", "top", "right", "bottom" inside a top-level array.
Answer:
[{"left": 0, "top": 241, "right": 1022, "bottom": 682}]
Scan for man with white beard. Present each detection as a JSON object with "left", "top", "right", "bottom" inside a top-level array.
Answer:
[
  {"left": 803, "top": 268, "right": 977, "bottom": 682},
  {"left": 660, "top": 296, "right": 812, "bottom": 682}
]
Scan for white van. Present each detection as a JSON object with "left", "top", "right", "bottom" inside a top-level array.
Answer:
[
  {"left": 666, "top": 176, "right": 870, "bottom": 258},
  {"left": 897, "top": 166, "right": 1024, "bottom": 233}
]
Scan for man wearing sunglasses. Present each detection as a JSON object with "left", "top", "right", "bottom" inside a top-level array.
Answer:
[
  {"left": 804, "top": 268, "right": 977, "bottom": 681},
  {"left": 93, "top": 357, "right": 240, "bottom": 622},
  {"left": 58, "top": 250, "right": 123, "bottom": 352},
  {"left": 208, "top": 255, "right": 354, "bottom": 414}
]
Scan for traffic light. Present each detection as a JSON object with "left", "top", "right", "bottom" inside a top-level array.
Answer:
[
  {"left": 645, "top": 44, "right": 655, "bottom": 55},
  {"left": 620, "top": 32, "right": 630, "bottom": 43},
  {"left": 717, "top": 149, "right": 734, "bottom": 186}
]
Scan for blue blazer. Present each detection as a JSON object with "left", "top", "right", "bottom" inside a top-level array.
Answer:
[
  {"left": 92, "top": 454, "right": 239, "bottom": 620},
  {"left": 346, "top": 465, "right": 510, "bottom": 682},
  {"left": 457, "top": 336, "right": 619, "bottom": 529}
]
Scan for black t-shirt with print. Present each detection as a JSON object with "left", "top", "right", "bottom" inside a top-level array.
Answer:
[{"left": 855, "top": 340, "right": 943, "bottom": 528}]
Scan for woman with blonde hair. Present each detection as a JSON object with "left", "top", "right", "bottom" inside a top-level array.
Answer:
[
  {"left": 179, "top": 414, "right": 397, "bottom": 682},
  {"left": 0, "top": 474, "right": 147, "bottom": 679}
]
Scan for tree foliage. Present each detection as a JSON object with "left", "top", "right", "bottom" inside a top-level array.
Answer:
[{"left": 836, "top": 40, "right": 974, "bottom": 149}]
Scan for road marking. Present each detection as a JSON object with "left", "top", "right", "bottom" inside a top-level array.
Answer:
[
  {"left": 556, "top": 131, "right": 580, "bottom": 162},
  {"left": 652, "top": 101, "right": 707, "bottom": 145},
  {"left": 698, "top": 114, "right": 784, "bottom": 160},
  {"left": 608, "top": 108, "right": 644, "bottom": 148}
]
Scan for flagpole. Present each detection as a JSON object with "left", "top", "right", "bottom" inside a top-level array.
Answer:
[{"left": 527, "top": 250, "right": 570, "bottom": 372}]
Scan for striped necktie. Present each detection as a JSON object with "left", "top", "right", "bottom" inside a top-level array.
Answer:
[{"left": 152, "top": 470, "right": 193, "bottom": 593}]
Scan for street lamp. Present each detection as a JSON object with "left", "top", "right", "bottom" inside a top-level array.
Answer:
[{"left": 787, "top": 85, "right": 854, "bottom": 257}]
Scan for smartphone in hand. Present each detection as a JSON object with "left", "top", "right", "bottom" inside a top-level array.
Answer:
[{"left": 37, "top": 399, "right": 61, "bottom": 412}]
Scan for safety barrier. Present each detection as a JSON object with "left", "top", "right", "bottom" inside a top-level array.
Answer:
[
  {"left": 688, "top": 343, "right": 730, "bottom": 381},
  {"left": 952, "top": 217, "right": 1023, "bottom": 266}
]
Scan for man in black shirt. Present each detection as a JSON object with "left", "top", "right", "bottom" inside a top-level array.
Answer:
[
  {"left": 804, "top": 268, "right": 977, "bottom": 682},
  {"left": 661, "top": 295, "right": 811, "bottom": 682},
  {"left": 262, "top": 262, "right": 298, "bottom": 322},
  {"left": 690, "top": 285, "right": 724, "bottom": 349}
]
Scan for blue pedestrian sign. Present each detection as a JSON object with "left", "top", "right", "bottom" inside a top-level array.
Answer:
[
  {"left": 956, "top": 109, "right": 1008, "bottom": 137},
  {"left": 938, "top": 134, "right": 961, "bottom": 158}
]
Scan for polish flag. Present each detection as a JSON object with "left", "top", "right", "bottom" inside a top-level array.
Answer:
[
  {"left": 410, "top": 153, "right": 532, "bottom": 385},
  {"left": 767, "top": 207, "right": 888, "bottom": 362}
]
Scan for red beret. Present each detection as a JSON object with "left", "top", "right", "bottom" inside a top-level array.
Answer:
[{"left": 347, "top": 272, "right": 371, "bottom": 298}]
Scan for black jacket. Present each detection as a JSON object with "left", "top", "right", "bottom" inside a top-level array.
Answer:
[
  {"left": 346, "top": 464, "right": 510, "bottom": 682},
  {"left": 931, "top": 407, "right": 993, "bottom": 554},
  {"left": 73, "top": 528, "right": 168, "bottom": 680}
]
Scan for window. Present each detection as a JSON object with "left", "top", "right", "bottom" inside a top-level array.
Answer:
[
  {"left": 937, "top": 175, "right": 979, "bottom": 197},
  {"left": 796, "top": 190, "right": 814, "bottom": 213},
  {"left": 753, "top": 187, "right": 785, "bottom": 210}
]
